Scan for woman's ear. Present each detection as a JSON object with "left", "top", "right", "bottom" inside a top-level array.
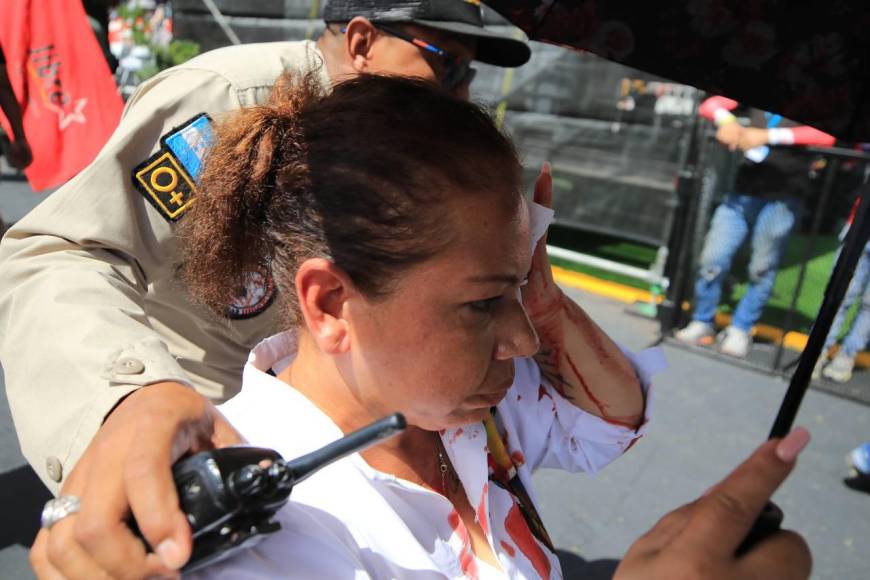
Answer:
[
  {"left": 343, "top": 16, "right": 379, "bottom": 72},
  {"left": 296, "top": 258, "right": 354, "bottom": 355}
]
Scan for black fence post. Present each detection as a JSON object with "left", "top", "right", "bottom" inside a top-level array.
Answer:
[
  {"left": 771, "top": 156, "right": 842, "bottom": 372},
  {"left": 658, "top": 94, "right": 705, "bottom": 336},
  {"left": 770, "top": 186, "right": 870, "bottom": 437}
]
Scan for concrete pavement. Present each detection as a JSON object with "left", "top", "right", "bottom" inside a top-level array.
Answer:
[{"left": 536, "top": 290, "right": 870, "bottom": 580}]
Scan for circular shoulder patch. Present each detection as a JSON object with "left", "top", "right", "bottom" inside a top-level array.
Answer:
[{"left": 226, "top": 267, "right": 276, "bottom": 320}]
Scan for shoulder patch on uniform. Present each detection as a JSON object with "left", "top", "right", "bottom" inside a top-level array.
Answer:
[
  {"left": 226, "top": 265, "right": 276, "bottom": 320},
  {"left": 132, "top": 113, "right": 213, "bottom": 222}
]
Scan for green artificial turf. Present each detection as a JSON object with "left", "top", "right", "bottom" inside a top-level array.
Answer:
[
  {"left": 548, "top": 256, "right": 652, "bottom": 291},
  {"left": 548, "top": 225, "right": 843, "bottom": 335},
  {"left": 548, "top": 225, "right": 657, "bottom": 269}
]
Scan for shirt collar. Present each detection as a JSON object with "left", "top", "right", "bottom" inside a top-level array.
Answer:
[{"left": 241, "top": 332, "right": 496, "bottom": 510}]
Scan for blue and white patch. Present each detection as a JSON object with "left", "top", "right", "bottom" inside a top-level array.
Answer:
[
  {"left": 132, "top": 113, "right": 213, "bottom": 222},
  {"left": 163, "top": 114, "right": 213, "bottom": 181}
]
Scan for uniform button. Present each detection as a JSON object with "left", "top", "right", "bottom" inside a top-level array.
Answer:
[
  {"left": 46, "top": 456, "right": 63, "bottom": 483},
  {"left": 114, "top": 357, "right": 145, "bottom": 375}
]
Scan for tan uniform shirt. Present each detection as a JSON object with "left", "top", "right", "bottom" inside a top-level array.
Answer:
[{"left": 0, "top": 40, "right": 330, "bottom": 492}]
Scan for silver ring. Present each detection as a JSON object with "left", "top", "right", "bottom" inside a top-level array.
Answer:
[{"left": 41, "top": 496, "right": 81, "bottom": 529}]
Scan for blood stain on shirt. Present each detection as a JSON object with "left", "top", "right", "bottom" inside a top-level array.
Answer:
[
  {"left": 500, "top": 540, "right": 516, "bottom": 558},
  {"left": 504, "top": 503, "right": 551, "bottom": 579},
  {"left": 568, "top": 435, "right": 579, "bottom": 453},
  {"left": 448, "top": 509, "right": 479, "bottom": 579},
  {"left": 460, "top": 547, "right": 479, "bottom": 579},
  {"left": 450, "top": 427, "right": 465, "bottom": 444},
  {"left": 623, "top": 435, "right": 642, "bottom": 454},
  {"left": 448, "top": 509, "right": 462, "bottom": 532},
  {"left": 537, "top": 384, "right": 553, "bottom": 401},
  {"left": 477, "top": 483, "right": 489, "bottom": 536}
]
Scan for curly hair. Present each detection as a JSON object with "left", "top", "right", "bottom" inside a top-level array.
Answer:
[{"left": 182, "top": 73, "right": 522, "bottom": 325}]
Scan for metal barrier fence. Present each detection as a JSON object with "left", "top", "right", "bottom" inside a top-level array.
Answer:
[
  {"left": 172, "top": 1, "right": 699, "bottom": 292},
  {"left": 170, "top": 1, "right": 869, "bottom": 399},
  {"left": 659, "top": 131, "right": 870, "bottom": 402}
]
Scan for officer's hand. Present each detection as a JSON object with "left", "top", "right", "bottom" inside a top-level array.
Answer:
[
  {"left": 7, "top": 137, "right": 33, "bottom": 169},
  {"left": 738, "top": 127, "right": 770, "bottom": 152},
  {"left": 716, "top": 121, "right": 743, "bottom": 151},
  {"left": 30, "top": 381, "right": 243, "bottom": 579},
  {"left": 615, "top": 427, "right": 812, "bottom": 580}
]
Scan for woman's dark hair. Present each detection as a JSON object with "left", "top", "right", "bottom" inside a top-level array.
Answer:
[{"left": 182, "top": 73, "right": 522, "bottom": 324}]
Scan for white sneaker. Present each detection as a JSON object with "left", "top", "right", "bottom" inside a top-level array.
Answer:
[
  {"left": 822, "top": 352, "right": 855, "bottom": 383},
  {"left": 675, "top": 321, "right": 716, "bottom": 345},
  {"left": 718, "top": 326, "right": 752, "bottom": 358},
  {"left": 812, "top": 355, "right": 828, "bottom": 380}
]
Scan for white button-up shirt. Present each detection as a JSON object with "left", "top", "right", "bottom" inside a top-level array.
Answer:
[{"left": 191, "top": 332, "right": 661, "bottom": 579}]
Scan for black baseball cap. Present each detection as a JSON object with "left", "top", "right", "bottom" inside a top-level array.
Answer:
[{"left": 323, "top": 0, "right": 531, "bottom": 67}]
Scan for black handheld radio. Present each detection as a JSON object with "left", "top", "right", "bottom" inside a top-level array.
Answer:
[{"left": 134, "top": 413, "right": 406, "bottom": 572}]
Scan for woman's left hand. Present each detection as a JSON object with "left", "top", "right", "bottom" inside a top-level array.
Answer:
[
  {"left": 521, "top": 162, "right": 563, "bottom": 332},
  {"left": 520, "top": 163, "right": 644, "bottom": 424}
]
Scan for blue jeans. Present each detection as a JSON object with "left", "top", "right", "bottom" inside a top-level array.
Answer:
[
  {"left": 824, "top": 241, "right": 870, "bottom": 357},
  {"left": 692, "top": 193, "right": 801, "bottom": 331}
]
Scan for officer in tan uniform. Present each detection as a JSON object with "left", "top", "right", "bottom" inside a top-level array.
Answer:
[{"left": 0, "top": 1, "right": 530, "bottom": 577}]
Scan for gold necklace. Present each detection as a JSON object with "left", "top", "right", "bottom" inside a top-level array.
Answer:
[{"left": 435, "top": 438, "right": 460, "bottom": 495}]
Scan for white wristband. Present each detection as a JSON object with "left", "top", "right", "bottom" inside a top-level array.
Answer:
[
  {"left": 713, "top": 109, "right": 738, "bottom": 126},
  {"left": 767, "top": 127, "right": 794, "bottom": 145}
]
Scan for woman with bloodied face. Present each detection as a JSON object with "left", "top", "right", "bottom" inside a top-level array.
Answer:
[{"left": 181, "top": 73, "right": 656, "bottom": 579}]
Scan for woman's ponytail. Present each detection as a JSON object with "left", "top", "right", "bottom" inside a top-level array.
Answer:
[{"left": 181, "top": 72, "right": 322, "bottom": 316}]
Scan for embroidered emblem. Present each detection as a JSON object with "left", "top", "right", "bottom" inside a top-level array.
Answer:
[
  {"left": 226, "top": 266, "right": 276, "bottom": 320},
  {"left": 132, "top": 113, "right": 213, "bottom": 222}
]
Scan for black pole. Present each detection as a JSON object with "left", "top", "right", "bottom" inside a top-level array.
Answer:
[
  {"left": 658, "top": 93, "right": 705, "bottom": 336},
  {"left": 771, "top": 157, "right": 841, "bottom": 372},
  {"left": 769, "top": 185, "right": 870, "bottom": 439}
]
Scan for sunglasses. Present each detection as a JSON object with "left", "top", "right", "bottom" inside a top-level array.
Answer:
[{"left": 342, "top": 24, "right": 477, "bottom": 91}]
